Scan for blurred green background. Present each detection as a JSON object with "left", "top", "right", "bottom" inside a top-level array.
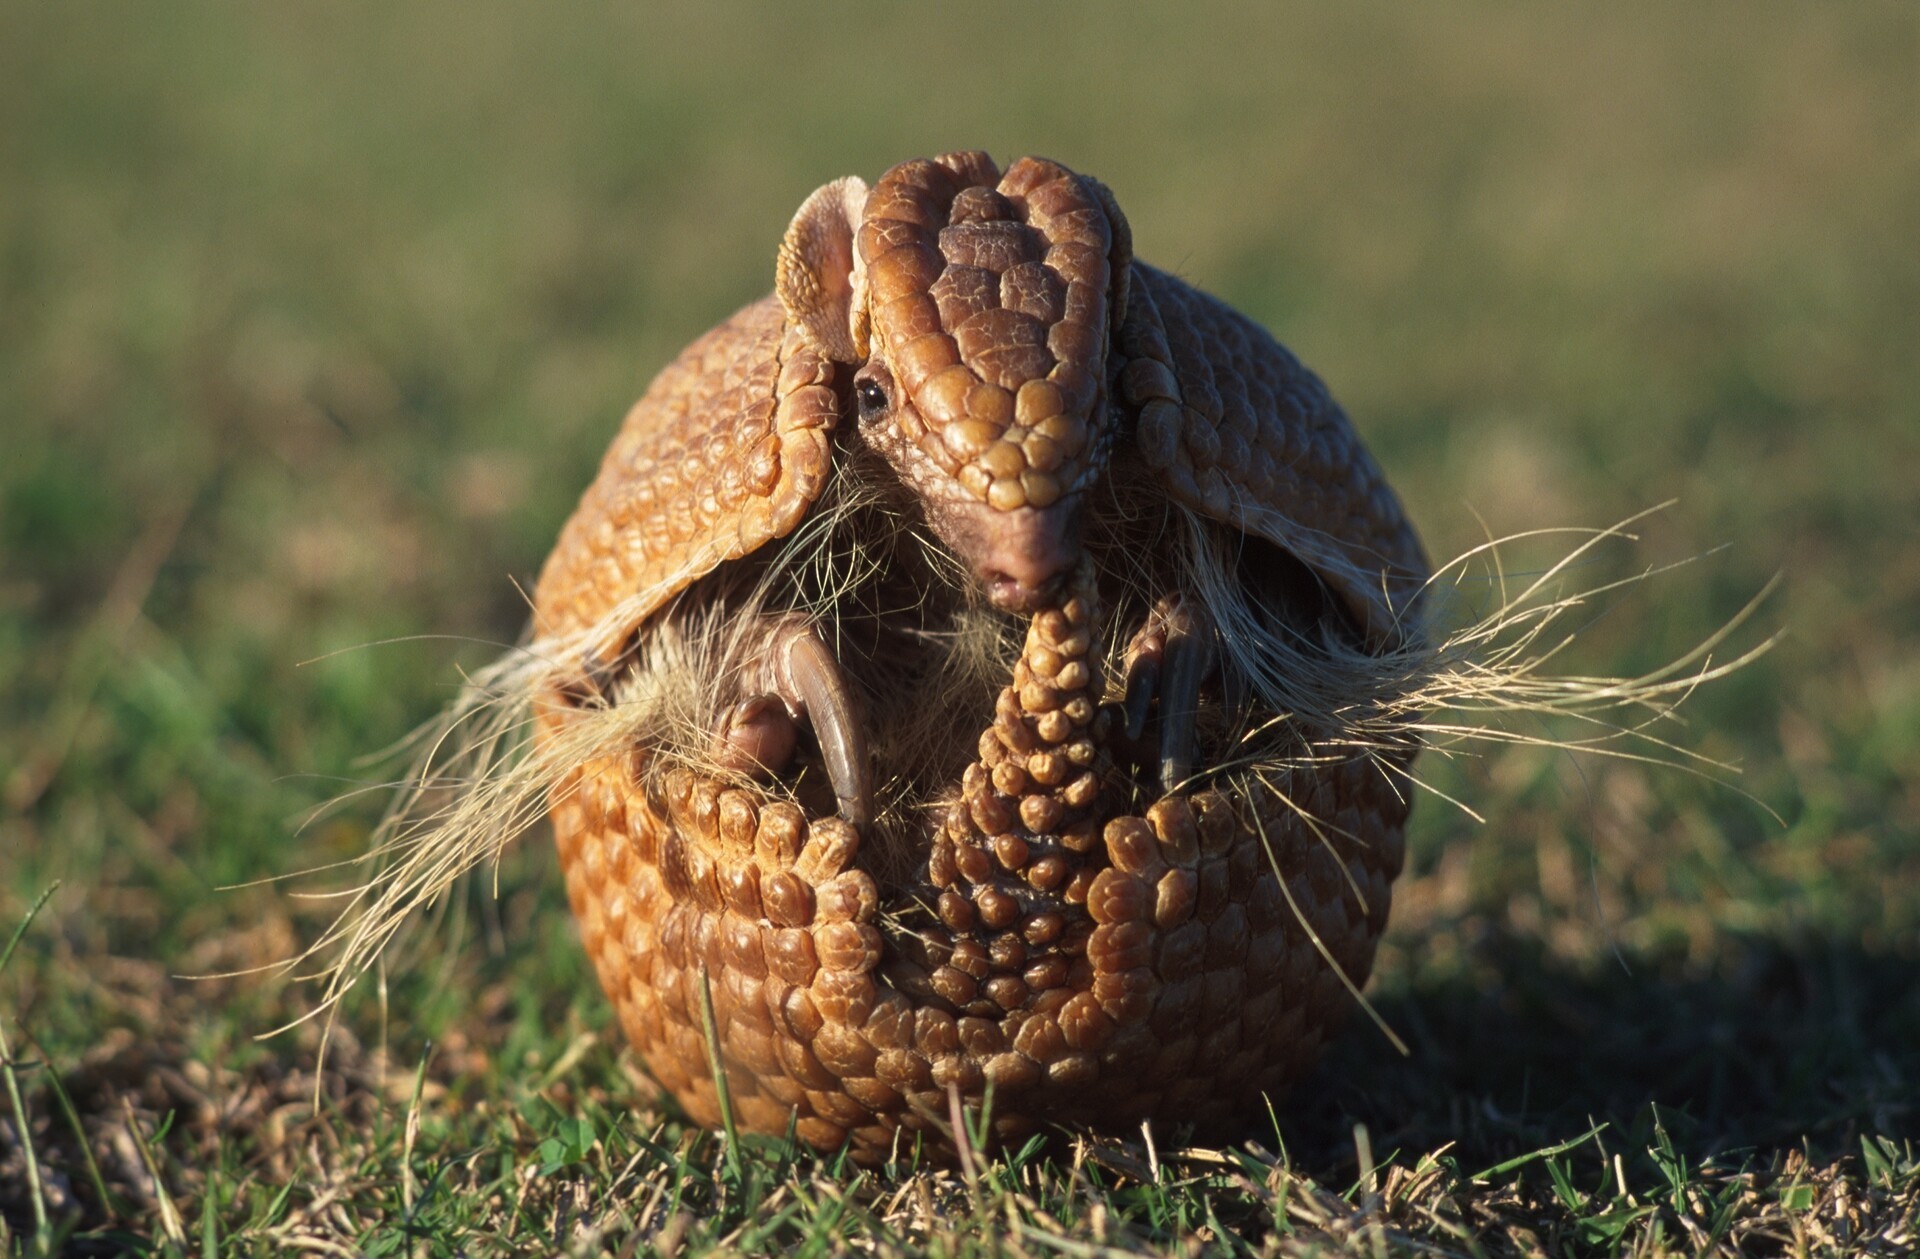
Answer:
[{"left": 1, "top": 0, "right": 1915, "bottom": 1245}]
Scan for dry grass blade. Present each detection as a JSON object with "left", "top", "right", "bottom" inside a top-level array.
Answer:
[
  {"left": 1, "top": 884, "right": 61, "bottom": 1253},
  {"left": 121, "top": 1098, "right": 187, "bottom": 1248},
  {"left": 697, "top": 966, "right": 744, "bottom": 1183}
]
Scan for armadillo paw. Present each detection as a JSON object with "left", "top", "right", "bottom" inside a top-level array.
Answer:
[
  {"left": 1120, "top": 594, "right": 1221, "bottom": 796},
  {"left": 710, "top": 695, "right": 800, "bottom": 780}
]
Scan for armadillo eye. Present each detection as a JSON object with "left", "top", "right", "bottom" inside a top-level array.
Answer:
[{"left": 855, "top": 378, "right": 888, "bottom": 417}]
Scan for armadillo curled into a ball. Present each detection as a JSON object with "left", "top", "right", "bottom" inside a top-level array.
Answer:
[{"left": 532, "top": 152, "right": 1430, "bottom": 1162}]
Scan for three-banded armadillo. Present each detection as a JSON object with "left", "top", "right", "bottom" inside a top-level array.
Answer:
[{"left": 533, "top": 151, "right": 1429, "bottom": 1162}]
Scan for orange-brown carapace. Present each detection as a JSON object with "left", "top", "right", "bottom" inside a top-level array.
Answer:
[{"left": 531, "top": 152, "right": 1429, "bottom": 1163}]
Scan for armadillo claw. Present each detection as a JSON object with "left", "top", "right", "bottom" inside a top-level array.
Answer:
[
  {"left": 1120, "top": 626, "right": 1162, "bottom": 744},
  {"left": 1119, "top": 595, "right": 1220, "bottom": 794},
  {"left": 775, "top": 625, "right": 875, "bottom": 828},
  {"left": 1155, "top": 601, "right": 1217, "bottom": 796}
]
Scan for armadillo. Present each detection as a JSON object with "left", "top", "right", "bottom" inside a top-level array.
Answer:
[{"left": 532, "top": 152, "right": 1430, "bottom": 1162}]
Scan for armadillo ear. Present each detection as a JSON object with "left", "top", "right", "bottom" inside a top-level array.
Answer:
[{"left": 776, "top": 176, "right": 871, "bottom": 363}]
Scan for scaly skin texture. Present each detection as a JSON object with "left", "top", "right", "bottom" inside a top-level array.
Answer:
[
  {"left": 533, "top": 153, "right": 1427, "bottom": 1162},
  {"left": 532, "top": 302, "right": 839, "bottom": 660}
]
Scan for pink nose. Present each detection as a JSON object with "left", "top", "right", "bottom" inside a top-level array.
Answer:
[{"left": 977, "top": 533, "right": 1076, "bottom": 613}]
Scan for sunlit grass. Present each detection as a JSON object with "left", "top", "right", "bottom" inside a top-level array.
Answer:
[{"left": 2, "top": 2, "right": 1914, "bottom": 1253}]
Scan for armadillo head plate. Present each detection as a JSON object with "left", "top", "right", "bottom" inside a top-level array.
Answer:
[
  {"left": 777, "top": 152, "right": 1133, "bottom": 610},
  {"left": 856, "top": 151, "right": 1131, "bottom": 516}
]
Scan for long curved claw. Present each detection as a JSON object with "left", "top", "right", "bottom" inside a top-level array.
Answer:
[
  {"left": 1120, "top": 597, "right": 1221, "bottom": 795},
  {"left": 1120, "top": 628, "right": 1164, "bottom": 744},
  {"left": 1156, "top": 604, "right": 1216, "bottom": 795},
  {"left": 777, "top": 628, "right": 874, "bottom": 827}
]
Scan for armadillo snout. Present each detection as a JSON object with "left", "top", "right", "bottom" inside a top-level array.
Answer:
[
  {"left": 930, "top": 499, "right": 1084, "bottom": 613},
  {"left": 981, "top": 554, "right": 1072, "bottom": 613}
]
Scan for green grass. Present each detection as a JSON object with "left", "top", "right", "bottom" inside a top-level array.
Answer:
[{"left": 2, "top": 2, "right": 1915, "bottom": 1253}]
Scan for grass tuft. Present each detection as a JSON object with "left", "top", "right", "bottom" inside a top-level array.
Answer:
[{"left": 3, "top": 3, "right": 1914, "bottom": 1252}]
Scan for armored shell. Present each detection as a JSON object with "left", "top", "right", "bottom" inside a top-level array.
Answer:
[{"left": 533, "top": 153, "right": 1428, "bottom": 1162}]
